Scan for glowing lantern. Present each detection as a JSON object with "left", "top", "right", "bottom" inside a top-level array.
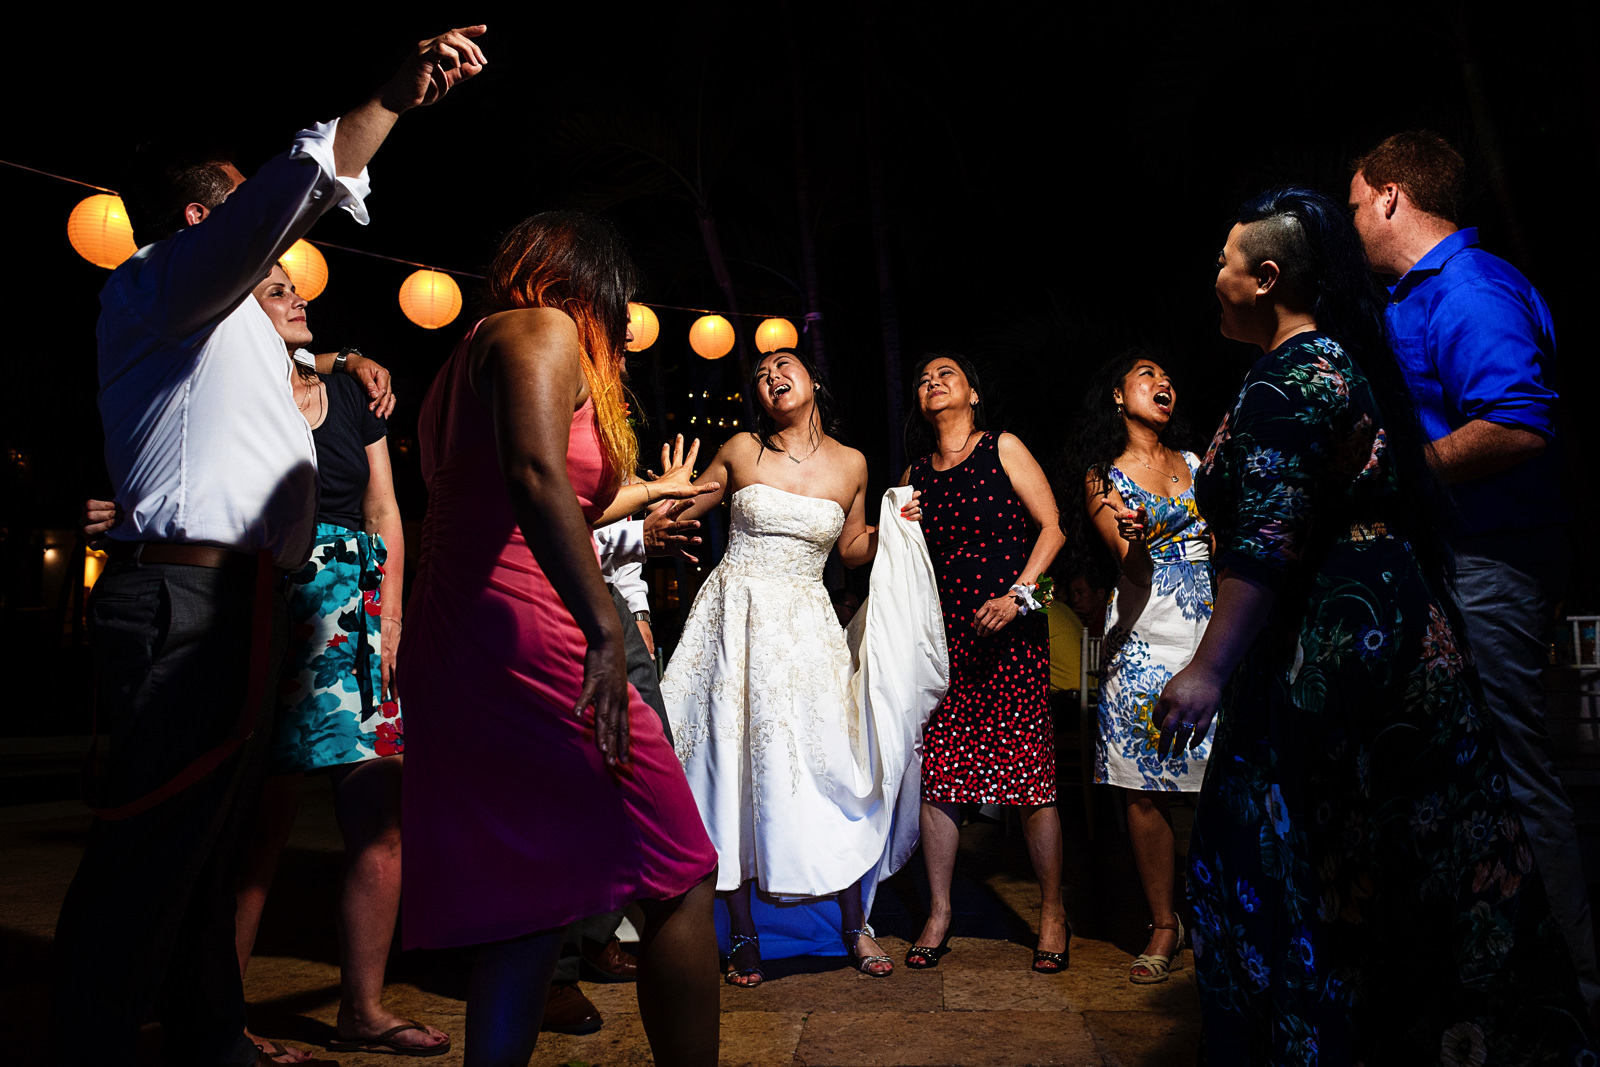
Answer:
[
  {"left": 278, "top": 239, "right": 329, "bottom": 300},
  {"left": 688, "top": 314, "right": 735, "bottom": 360},
  {"left": 626, "top": 302, "right": 660, "bottom": 352},
  {"left": 67, "top": 193, "right": 137, "bottom": 269},
  {"left": 398, "top": 269, "right": 463, "bottom": 330},
  {"left": 754, "top": 317, "right": 798, "bottom": 354}
]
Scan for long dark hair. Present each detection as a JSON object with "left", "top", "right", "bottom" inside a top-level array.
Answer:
[
  {"left": 1235, "top": 185, "right": 1454, "bottom": 593},
  {"left": 1060, "top": 348, "right": 1193, "bottom": 588},
  {"left": 902, "top": 351, "right": 988, "bottom": 462},
  {"left": 749, "top": 347, "right": 843, "bottom": 457}
]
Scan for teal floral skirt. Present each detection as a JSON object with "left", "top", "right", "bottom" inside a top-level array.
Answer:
[{"left": 269, "top": 523, "right": 402, "bottom": 774}]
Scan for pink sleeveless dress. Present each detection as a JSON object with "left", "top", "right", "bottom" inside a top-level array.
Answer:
[{"left": 400, "top": 320, "right": 716, "bottom": 949}]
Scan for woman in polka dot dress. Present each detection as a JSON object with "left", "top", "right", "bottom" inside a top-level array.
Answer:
[{"left": 902, "top": 352, "right": 1069, "bottom": 973}]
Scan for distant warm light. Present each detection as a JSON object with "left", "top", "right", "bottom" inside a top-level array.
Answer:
[
  {"left": 67, "top": 194, "right": 137, "bottom": 269},
  {"left": 754, "top": 317, "right": 798, "bottom": 354},
  {"left": 399, "top": 270, "right": 463, "bottom": 329},
  {"left": 689, "top": 315, "right": 735, "bottom": 360},
  {"left": 279, "top": 240, "right": 329, "bottom": 300},
  {"left": 85, "top": 547, "right": 108, "bottom": 593},
  {"left": 627, "top": 303, "right": 660, "bottom": 351}
]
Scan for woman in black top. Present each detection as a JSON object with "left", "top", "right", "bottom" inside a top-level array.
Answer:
[{"left": 233, "top": 265, "right": 447, "bottom": 1059}]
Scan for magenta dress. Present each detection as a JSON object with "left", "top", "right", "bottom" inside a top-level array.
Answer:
[{"left": 400, "top": 321, "right": 717, "bottom": 950}]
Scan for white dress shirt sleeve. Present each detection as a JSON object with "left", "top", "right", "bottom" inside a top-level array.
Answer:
[
  {"left": 127, "top": 119, "right": 372, "bottom": 347},
  {"left": 594, "top": 519, "right": 646, "bottom": 576}
]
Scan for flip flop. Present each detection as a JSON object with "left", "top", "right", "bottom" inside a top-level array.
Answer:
[
  {"left": 252, "top": 1038, "right": 311, "bottom": 1064},
  {"left": 327, "top": 1020, "right": 451, "bottom": 1058}
]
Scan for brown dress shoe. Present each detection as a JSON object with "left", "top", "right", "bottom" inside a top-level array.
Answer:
[
  {"left": 542, "top": 982, "right": 602, "bottom": 1035},
  {"left": 581, "top": 936, "right": 639, "bottom": 983}
]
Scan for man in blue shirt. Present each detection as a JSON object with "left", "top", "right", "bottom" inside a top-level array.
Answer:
[{"left": 1349, "top": 131, "right": 1594, "bottom": 1007}]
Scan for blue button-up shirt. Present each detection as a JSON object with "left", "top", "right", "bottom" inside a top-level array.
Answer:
[{"left": 1385, "top": 227, "right": 1563, "bottom": 537}]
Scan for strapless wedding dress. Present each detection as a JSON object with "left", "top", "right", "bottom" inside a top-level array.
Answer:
[{"left": 662, "top": 482, "right": 946, "bottom": 947}]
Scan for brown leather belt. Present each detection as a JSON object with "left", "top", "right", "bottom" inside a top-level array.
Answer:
[{"left": 106, "top": 541, "right": 257, "bottom": 572}]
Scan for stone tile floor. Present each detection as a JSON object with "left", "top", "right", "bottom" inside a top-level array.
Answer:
[{"left": 1, "top": 782, "right": 1201, "bottom": 1066}]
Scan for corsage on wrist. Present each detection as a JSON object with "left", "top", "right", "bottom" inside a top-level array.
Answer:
[{"left": 1009, "top": 576, "right": 1054, "bottom": 615}]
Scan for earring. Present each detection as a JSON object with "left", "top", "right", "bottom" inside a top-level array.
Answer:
[{"left": 1116, "top": 402, "right": 1124, "bottom": 416}]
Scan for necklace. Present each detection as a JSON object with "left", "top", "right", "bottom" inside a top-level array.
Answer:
[
  {"left": 937, "top": 430, "right": 982, "bottom": 464},
  {"left": 1131, "top": 450, "right": 1179, "bottom": 484}
]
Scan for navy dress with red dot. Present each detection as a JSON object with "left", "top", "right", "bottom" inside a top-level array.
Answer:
[{"left": 910, "top": 432, "right": 1055, "bottom": 805}]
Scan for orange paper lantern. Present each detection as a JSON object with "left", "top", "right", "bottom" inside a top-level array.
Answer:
[
  {"left": 278, "top": 239, "right": 329, "bottom": 300},
  {"left": 626, "top": 302, "right": 660, "bottom": 352},
  {"left": 754, "top": 317, "right": 798, "bottom": 354},
  {"left": 688, "top": 314, "right": 735, "bottom": 360},
  {"left": 398, "top": 270, "right": 463, "bottom": 330},
  {"left": 67, "top": 193, "right": 137, "bottom": 269}
]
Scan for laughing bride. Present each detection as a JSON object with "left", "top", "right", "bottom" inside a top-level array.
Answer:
[{"left": 660, "top": 346, "right": 946, "bottom": 986}]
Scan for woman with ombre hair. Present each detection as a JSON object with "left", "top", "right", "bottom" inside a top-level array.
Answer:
[{"left": 400, "top": 211, "right": 722, "bottom": 1066}]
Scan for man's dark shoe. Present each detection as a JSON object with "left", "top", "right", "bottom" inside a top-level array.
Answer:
[
  {"left": 581, "top": 937, "right": 639, "bottom": 983},
  {"left": 542, "top": 982, "right": 602, "bottom": 1035}
]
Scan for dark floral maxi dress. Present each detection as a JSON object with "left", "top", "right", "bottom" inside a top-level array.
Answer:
[{"left": 1189, "top": 333, "right": 1590, "bottom": 1065}]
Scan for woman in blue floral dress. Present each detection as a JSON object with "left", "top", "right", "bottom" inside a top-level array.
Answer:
[
  {"left": 1154, "top": 189, "right": 1589, "bottom": 1064},
  {"left": 1072, "top": 350, "right": 1213, "bottom": 984}
]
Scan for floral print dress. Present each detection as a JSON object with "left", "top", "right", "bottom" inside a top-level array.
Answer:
[
  {"left": 1096, "top": 452, "right": 1214, "bottom": 791},
  {"left": 1189, "top": 333, "right": 1589, "bottom": 1065}
]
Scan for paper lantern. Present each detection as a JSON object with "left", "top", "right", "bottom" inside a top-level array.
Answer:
[
  {"left": 67, "top": 193, "right": 137, "bottom": 269},
  {"left": 626, "top": 302, "right": 660, "bottom": 352},
  {"left": 278, "top": 239, "right": 329, "bottom": 300},
  {"left": 754, "top": 317, "right": 798, "bottom": 354},
  {"left": 399, "top": 270, "right": 463, "bottom": 330},
  {"left": 688, "top": 314, "right": 735, "bottom": 360}
]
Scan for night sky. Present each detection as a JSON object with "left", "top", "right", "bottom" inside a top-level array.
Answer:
[{"left": 6, "top": 4, "right": 1598, "bottom": 678}]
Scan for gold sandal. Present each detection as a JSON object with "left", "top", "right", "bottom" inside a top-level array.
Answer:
[{"left": 1129, "top": 916, "right": 1184, "bottom": 984}]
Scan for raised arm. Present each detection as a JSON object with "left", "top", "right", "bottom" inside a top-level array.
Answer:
[
  {"left": 669, "top": 437, "right": 738, "bottom": 523},
  {"left": 361, "top": 438, "right": 405, "bottom": 702},
  {"left": 591, "top": 434, "right": 720, "bottom": 527},
  {"left": 333, "top": 26, "right": 488, "bottom": 178},
  {"left": 153, "top": 28, "right": 487, "bottom": 343},
  {"left": 480, "top": 308, "right": 630, "bottom": 765},
  {"left": 1085, "top": 472, "right": 1154, "bottom": 589}
]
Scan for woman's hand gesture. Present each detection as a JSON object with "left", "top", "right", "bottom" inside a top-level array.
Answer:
[
  {"left": 1153, "top": 664, "right": 1221, "bottom": 757},
  {"left": 973, "top": 593, "right": 1020, "bottom": 636},
  {"left": 644, "top": 435, "right": 718, "bottom": 503},
  {"left": 574, "top": 636, "right": 631, "bottom": 767},
  {"left": 1115, "top": 504, "right": 1149, "bottom": 546},
  {"left": 899, "top": 489, "right": 923, "bottom": 523}
]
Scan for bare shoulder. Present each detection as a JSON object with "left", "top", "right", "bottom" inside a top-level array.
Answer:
[
  {"left": 995, "top": 431, "right": 1032, "bottom": 461},
  {"left": 475, "top": 307, "right": 578, "bottom": 352}
]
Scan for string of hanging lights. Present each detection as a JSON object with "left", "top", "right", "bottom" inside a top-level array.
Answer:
[{"left": 18, "top": 160, "right": 801, "bottom": 350}]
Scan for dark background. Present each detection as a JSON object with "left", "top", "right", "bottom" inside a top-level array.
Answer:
[{"left": 6, "top": 3, "right": 1597, "bottom": 734}]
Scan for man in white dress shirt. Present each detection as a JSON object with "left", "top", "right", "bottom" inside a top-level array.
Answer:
[{"left": 53, "top": 27, "right": 486, "bottom": 1067}]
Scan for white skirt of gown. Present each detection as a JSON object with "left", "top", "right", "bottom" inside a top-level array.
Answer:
[{"left": 663, "top": 483, "right": 946, "bottom": 907}]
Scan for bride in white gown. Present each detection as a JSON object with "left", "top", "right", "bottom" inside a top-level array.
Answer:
[{"left": 661, "top": 348, "right": 945, "bottom": 986}]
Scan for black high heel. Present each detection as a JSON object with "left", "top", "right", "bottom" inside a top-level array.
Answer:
[{"left": 904, "top": 933, "right": 952, "bottom": 969}]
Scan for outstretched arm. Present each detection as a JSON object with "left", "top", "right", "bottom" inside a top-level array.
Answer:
[
  {"left": 333, "top": 25, "right": 488, "bottom": 177},
  {"left": 1085, "top": 473, "right": 1153, "bottom": 589},
  {"left": 591, "top": 435, "right": 720, "bottom": 527}
]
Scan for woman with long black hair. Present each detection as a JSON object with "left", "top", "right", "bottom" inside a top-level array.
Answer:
[
  {"left": 1157, "top": 187, "right": 1590, "bottom": 1063},
  {"left": 1065, "top": 349, "right": 1212, "bottom": 985}
]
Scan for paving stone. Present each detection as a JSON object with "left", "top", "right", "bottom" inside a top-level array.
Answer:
[
  {"left": 717, "top": 959, "right": 943, "bottom": 1013},
  {"left": 797, "top": 1010, "right": 1102, "bottom": 1066},
  {"left": 1083, "top": 1010, "right": 1203, "bottom": 1067},
  {"left": 942, "top": 970, "right": 1074, "bottom": 1012}
]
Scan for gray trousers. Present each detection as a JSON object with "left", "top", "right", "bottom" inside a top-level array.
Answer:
[
  {"left": 1455, "top": 531, "right": 1598, "bottom": 1006},
  {"left": 553, "top": 585, "right": 668, "bottom": 982},
  {"left": 54, "top": 558, "right": 285, "bottom": 1066}
]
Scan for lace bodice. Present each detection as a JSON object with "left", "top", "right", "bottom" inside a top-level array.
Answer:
[{"left": 717, "top": 484, "right": 845, "bottom": 582}]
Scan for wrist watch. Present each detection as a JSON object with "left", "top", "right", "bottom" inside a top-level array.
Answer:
[
  {"left": 633, "top": 610, "right": 652, "bottom": 623},
  {"left": 333, "top": 346, "right": 361, "bottom": 373}
]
